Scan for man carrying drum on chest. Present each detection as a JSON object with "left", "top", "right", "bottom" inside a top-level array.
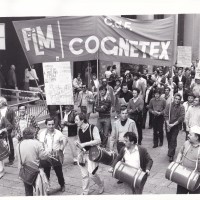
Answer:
[
  {"left": 74, "top": 113, "right": 104, "bottom": 195},
  {"left": 108, "top": 132, "right": 153, "bottom": 194},
  {"left": 175, "top": 125, "right": 200, "bottom": 194},
  {"left": 37, "top": 118, "right": 65, "bottom": 192}
]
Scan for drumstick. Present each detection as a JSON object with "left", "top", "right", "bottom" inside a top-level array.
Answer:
[
  {"left": 48, "top": 155, "right": 59, "bottom": 161},
  {"left": 75, "top": 141, "right": 86, "bottom": 152}
]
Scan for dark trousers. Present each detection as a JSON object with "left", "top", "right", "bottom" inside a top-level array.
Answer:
[
  {"left": 143, "top": 104, "right": 153, "bottom": 128},
  {"left": 177, "top": 185, "right": 200, "bottom": 194},
  {"left": 117, "top": 141, "right": 125, "bottom": 153},
  {"left": 152, "top": 115, "right": 164, "bottom": 145},
  {"left": 97, "top": 117, "right": 111, "bottom": 148},
  {"left": 136, "top": 121, "right": 143, "bottom": 144},
  {"left": 7, "top": 134, "right": 15, "bottom": 162},
  {"left": 24, "top": 182, "right": 34, "bottom": 196},
  {"left": 43, "top": 165, "right": 65, "bottom": 187},
  {"left": 166, "top": 125, "right": 179, "bottom": 157}
]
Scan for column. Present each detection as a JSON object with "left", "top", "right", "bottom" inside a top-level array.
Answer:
[{"left": 184, "top": 14, "right": 200, "bottom": 61}]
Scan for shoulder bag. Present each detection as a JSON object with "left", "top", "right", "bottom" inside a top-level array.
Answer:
[{"left": 18, "top": 141, "right": 39, "bottom": 185}]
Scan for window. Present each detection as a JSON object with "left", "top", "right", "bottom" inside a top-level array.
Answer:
[{"left": 0, "top": 23, "right": 5, "bottom": 50}]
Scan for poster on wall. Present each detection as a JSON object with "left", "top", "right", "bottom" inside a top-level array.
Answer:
[
  {"left": 177, "top": 46, "right": 192, "bottom": 68},
  {"left": 43, "top": 61, "right": 74, "bottom": 105}
]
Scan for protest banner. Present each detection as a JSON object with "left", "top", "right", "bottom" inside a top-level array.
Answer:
[
  {"left": 43, "top": 61, "right": 74, "bottom": 105},
  {"left": 13, "top": 15, "right": 177, "bottom": 66},
  {"left": 177, "top": 46, "right": 192, "bottom": 68}
]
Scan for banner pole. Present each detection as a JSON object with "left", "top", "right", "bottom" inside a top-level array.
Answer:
[
  {"left": 60, "top": 105, "right": 63, "bottom": 120},
  {"left": 97, "top": 52, "right": 99, "bottom": 106}
]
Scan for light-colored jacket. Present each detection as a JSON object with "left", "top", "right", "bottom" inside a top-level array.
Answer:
[
  {"left": 77, "top": 90, "right": 94, "bottom": 114},
  {"left": 110, "top": 118, "right": 138, "bottom": 151}
]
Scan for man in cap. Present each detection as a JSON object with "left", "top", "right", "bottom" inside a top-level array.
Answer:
[{"left": 175, "top": 125, "right": 200, "bottom": 194}]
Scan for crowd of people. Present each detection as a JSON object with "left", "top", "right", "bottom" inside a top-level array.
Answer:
[{"left": 0, "top": 62, "right": 200, "bottom": 195}]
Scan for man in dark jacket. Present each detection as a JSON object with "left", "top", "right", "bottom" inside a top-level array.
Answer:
[
  {"left": 0, "top": 97, "right": 16, "bottom": 166},
  {"left": 109, "top": 132, "right": 153, "bottom": 194},
  {"left": 95, "top": 86, "right": 112, "bottom": 148},
  {"left": 61, "top": 105, "right": 78, "bottom": 165}
]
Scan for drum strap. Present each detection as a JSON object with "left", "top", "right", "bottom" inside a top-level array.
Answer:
[{"left": 186, "top": 146, "right": 200, "bottom": 190}]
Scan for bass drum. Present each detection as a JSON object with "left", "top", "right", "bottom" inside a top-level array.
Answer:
[
  {"left": 89, "top": 146, "right": 117, "bottom": 166},
  {"left": 113, "top": 161, "right": 148, "bottom": 189},
  {"left": 165, "top": 162, "right": 200, "bottom": 191},
  {"left": 0, "top": 139, "right": 9, "bottom": 161}
]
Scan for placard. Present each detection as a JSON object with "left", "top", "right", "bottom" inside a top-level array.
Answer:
[
  {"left": 177, "top": 46, "right": 192, "bottom": 68},
  {"left": 195, "top": 63, "right": 200, "bottom": 80},
  {"left": 43, "top": 61, "right": 74, "bottom": 105}
]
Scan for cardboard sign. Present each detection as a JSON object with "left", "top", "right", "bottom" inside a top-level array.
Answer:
[
  {"left": 43, "top": 61, "right": 74, "bottom": 105},
  {"left": 177, "top": 46, "right": 192, "bottom": 68},
  {"left": 195, "top": 64, "right": 200, "bottom": 80}
]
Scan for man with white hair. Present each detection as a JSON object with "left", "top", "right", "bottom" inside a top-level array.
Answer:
[{"left": 175, "top": 125, "right": 200, "bottom": 194}]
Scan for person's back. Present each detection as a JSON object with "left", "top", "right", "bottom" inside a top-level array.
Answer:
[{"left": 17, "top": 139, "right": 48, "bottom": 168}]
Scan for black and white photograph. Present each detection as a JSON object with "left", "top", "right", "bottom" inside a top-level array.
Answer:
[{"left": 0, "top": 0, "right": 200, "bottom": 198}]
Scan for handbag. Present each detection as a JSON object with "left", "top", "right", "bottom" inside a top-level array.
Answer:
[{"left": 18, "top": 141, "right": 39, "bottom": 185}]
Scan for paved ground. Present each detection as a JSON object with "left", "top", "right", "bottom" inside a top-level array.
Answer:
[{"left": 0, "top": 111, "right": 185, "bottom": 196}]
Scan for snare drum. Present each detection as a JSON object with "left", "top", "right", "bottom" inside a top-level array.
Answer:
[
  {"left": 0, "top": 139, "right": 9, "bottom": 161},
  {"left": 89, "top": 146, "right": 117, "bottom": 166},
  {"left": 113, "top": 161, "right": 148, "bottom": 189},
  {"left": 165, "top": 162, "right": 200, "bottom": 191}
]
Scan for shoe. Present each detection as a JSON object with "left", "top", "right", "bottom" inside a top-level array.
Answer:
[
  {"left": 117, "top": 180, "right": 123, "bottom": 184},
  {"left": 73, "top": 161, "right": 78, "bottom": 165},
  {"left": 81, "top": 192, "right": 89, "bottom": 195},
  {"left": 0, "top": 172, "right": 5, "bottom": 179},
  {"left": 169, "top": 156, "right": 173, "bottom": 162},
  {"left": 60, "top": 185, "right": 65, "bottom": 192},
  {"left": 98, "top": 181, "right": 104, "bottom": 194},
  {"left": 5, "top": 161, "right": 14, "bottom": 166},
  {"left": 159, "top": 142, "right": 163, "bottom": 147},
  {"left": 152, "top": 145, "right": 158, "bottom": 148}
]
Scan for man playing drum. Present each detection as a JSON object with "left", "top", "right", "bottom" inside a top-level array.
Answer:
[
  {"left": 109, "top": 132, "right": 153, "bottom": 194},
  {"left": 75, "top": 113, "right": 104, "bottom": 195},
  {"left": 175, "top": 125, "right": 200, "bottom": 194}
]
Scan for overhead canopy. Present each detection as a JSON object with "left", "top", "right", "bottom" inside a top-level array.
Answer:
[{"left": 13, "top": 15, "right": 177, "bottom": 66}]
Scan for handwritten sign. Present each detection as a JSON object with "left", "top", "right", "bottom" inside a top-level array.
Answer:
[
  {"left": 177, "top": 46, "right": 192, "bottom": 68},
  {"left": 43, "top": 62, "right": 74, "bottom": 105},
  {"left": 195, "top": 63, "right": 200, "bottom": 80}
]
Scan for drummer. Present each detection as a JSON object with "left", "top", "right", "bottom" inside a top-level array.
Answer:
[
  {"left": 175, "top": 125, "right": 200, "bottom": 194},
  {"left": 108, "top": 132, "right": 153, "bottom": 194},
  {"left": 75, "top": 112, "right": 104, "bottom": 195}
]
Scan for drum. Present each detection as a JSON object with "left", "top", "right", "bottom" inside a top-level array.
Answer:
[
  {"left": 165, "top": 162, "right": 200, "bottom": 191},
  {"left": 113, "top": 161, "right": 148, "bottom": 189},
  {"left": 89, "top": 146, "right": 117, "bottom": 166},
  {"left": 0, "top": 139, "right": 9, "bottom": 161}
]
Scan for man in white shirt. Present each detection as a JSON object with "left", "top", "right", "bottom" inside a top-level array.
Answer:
[
  {"left": 105, "top": 66, "right": 112, "bottom": 79},
  {"left": 38, "top": 118, "right": 65, "bottom": 192},
  {"left": 109, "top": 132, "right": 153, "bottom": 194}
]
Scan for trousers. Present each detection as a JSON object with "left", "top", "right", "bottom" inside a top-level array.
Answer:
[
  {"left": 166, "top": 125, "right": 179, "bottom": 157},
  {"left": 152, "top": 115, "right": 164, "bottom": 145},
  {"left": 78, "top": 153, "right": 103, "bottom": 194},
  {"left": 43, "top": 165, "right": 65, "bottom": 187}
]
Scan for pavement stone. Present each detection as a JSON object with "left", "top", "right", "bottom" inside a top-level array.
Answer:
[{"left": 0, "top": 112, "right": 186, "bottom": 196}]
